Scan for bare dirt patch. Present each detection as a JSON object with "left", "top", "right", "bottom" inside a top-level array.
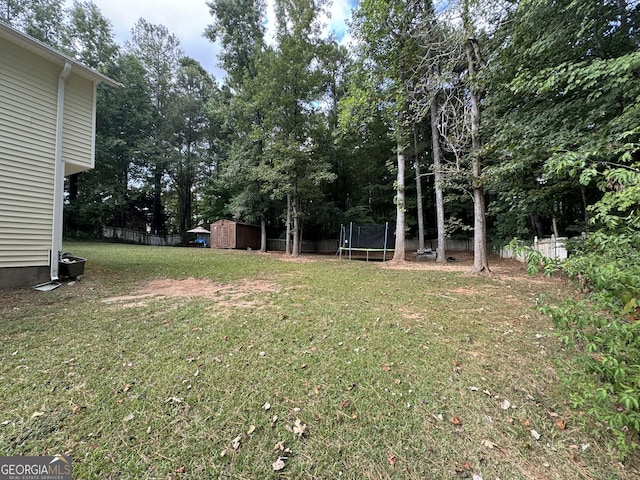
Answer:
[
  {"left": 265, "top": 251, "right": 322, "bottom": 262},
  {"left": 103, "top": 277, "right": 280, "bottom": 308}
]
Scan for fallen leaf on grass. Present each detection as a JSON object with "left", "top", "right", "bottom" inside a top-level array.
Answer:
[
  {"left": 500, "top": 399, "right": 511, "bottom": 410},
  {"left": 272, "top": 457, "right": 286, "bottom": 471},
  {"left": 450, "top": 416, "right": 463, "bottom": 425},
  {"left": 432, "top": 413, "right": 443, "bottom": 422},
  {"left": 388, "top": 455, "right": 396, "bottom": 466},
  {"left": 123, "top": 384, "right": 131, "bottom": 392},
  {"left": 232, "top": 434, "right": 242, "bottom": 450},
  {"left": 270, "top": 415, "right": 278, "bottom": 427},
  {"left": 273, "top": 441, "right": 292, "bottom": 453},
  {"left": 262, "top": 402, "right": 271, "bottom": 411},
  {"left": 71, "top": 405, "right": 83, "bottom": 414},
  {"left": 530, "top": 429, "right": 541, "bottom": 440},
  {"left": 165, "top": 397, "right": 184, "bottom": 404},
  {"left": 481, "top": 438, "right": 496, "bottom": 449},
  {"left": 1, "top": 420, "right": 12, "bottom": 426},
  {"left": 31, "top": 411, "right": 45, "bottom": 419},
  {"left": 247, "top": 425, "right": 256, "bottom": 435},
  {"left": 555, "top": 419, "right": 566, "bottom": 430},
  {"left": 176, "top": 466, "right": 185, "bottom": 474},
  {"left": 472, "top": 474, "right": 483, "bottom": 480},
  {"left": 292, "top": 419, "right": 307, "bottom": 437},
  {"left": 122, "top": 413, "right": 134, "bottom": 422},
  {"left": 381, "top": 366, "right": 392, "bottom": 372}
]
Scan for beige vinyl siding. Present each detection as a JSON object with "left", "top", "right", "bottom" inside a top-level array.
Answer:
[
  {"left": 63, "top": 73, "right": 96, "bottom": 175},
  {"left": 0, "top": 37, "right": 57, "bottom": 268}
]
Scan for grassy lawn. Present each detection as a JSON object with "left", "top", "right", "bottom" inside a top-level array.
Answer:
[{"left": 1, "top": 242, "right": 638, "bottom": 479}]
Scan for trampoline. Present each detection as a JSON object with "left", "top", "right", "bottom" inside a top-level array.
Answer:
[{"left": 338, "top": 222, "right": 395, "bottom": 261}]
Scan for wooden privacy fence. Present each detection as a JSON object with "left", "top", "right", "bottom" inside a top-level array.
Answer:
[{"left": 102, "top": 227, "right": 182, "bottom": 246}]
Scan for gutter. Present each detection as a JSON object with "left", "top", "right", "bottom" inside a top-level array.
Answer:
[{"left": 50, "top": 62, "right": 72, "bottom": 281}]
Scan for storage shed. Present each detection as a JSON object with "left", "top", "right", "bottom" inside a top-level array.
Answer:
[
  {"left": 0, "top": 22, "right": 120, "bottom": 288},
  {"left": 210, "top": 220, "right": 260, "bottom": 250}
]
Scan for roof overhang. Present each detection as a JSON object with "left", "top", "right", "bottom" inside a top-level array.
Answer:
[{"left": 0, "top": 20, "right": 121, "bottom": 88}]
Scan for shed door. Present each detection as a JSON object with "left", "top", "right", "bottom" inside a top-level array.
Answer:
[{"left": 214, "top": 224, "right": 233, "bottom": 248}]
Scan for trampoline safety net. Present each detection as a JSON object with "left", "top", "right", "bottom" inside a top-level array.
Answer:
[
  {"left": 338, "top": 223, "right": 396, "bottom": 261},
  {"left": 343, "top": 224, "right": 394, "bottom": 249}
]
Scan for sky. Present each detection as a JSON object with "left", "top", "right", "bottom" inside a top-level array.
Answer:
[{"left": 66, "top": 0, "right": 355, "bottom": 82}]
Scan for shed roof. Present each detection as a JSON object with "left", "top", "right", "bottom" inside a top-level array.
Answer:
[{"left": 0, "top": 21, "right": 121, "bottom": 88}]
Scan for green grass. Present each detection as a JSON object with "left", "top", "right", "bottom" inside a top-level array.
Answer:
[{"left": 0, "top": 242, "right": 638, "bottom": 479}]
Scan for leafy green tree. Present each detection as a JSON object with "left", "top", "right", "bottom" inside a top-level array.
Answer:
[
  {"left": 348, "top": 0, "right": 432, "bottom": 262},
  {"left": 205, "top": 0, "right": 271, "bottom": 249},
  {"left": 126, "top": 19, "right": 183, "bottom": 235},
  {"left": 0, "top": 0, "right": 27, "bottom": 24},
  {"left": 254, "top": 0, "right": 336, "bottom": 256},
  {"left": 64, "top": 0, "right": 118, "bottom": 69},
  {"left": 1, "top": 0, "right": 64, "bottom": 47},
  {"left": 167, "top": 57, "right": 216, "bottom": 234},
  {"left": 485, "top": 0, "right": 638, "bottom": 240}
]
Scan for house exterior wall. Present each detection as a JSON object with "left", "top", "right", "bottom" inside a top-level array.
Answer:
[
  {"left": 0, "top": 34, "right": 101, "bottom": 287},
  {"left": 0, "top": 37, "right": 58, "bottom": 276},
  {"left": 62, "top": 73, "right": 96, "bottom": 175}
]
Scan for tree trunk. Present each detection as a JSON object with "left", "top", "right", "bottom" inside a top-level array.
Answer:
[
  {"left": 430, "top": 93, "right": 446, "bottom": 263},
  {"left": 581, "top": 184, "right": 590, "bottom": 232},
  {"left": 392, "top": 139, "right": 406, "bottom": 262},
  {"left": 466, "top": 39, "right": 489, "bottom": 273},
  {"left": 413, "top": 124, "right": 425, "bottom": 251},
  {"left": 260, "top": 214, "right": 267, "bottom": 252},
  {"left": 291, "top": 188, "right": 299, "bottom": 257},
  {"left": 285, "top": 193, "right": 292, "bottom": 255},
  {"left": 151, "top": 165, "right": 163, "bottom": 235}
]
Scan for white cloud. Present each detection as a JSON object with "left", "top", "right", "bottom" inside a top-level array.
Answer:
[
  {"left": 65, "top": 0, "right": 223, "bottom": 79},
  {"left": 264, "top": 0, "right": 354, "bottom": 46},
  {"left": 325, "top": 0, "right": 353, "bottom": 43},
  {"left": 64, "top": 0, "right": 353, "bottom": 80}
]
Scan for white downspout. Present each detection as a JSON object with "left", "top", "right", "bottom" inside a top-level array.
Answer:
[{"left": 50, "top": 62, "right": 72, "bottom": 281}]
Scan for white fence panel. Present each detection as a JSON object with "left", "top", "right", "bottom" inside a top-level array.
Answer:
[{"left": 500, "top": 236, "right": 568, "bottom": 262}]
